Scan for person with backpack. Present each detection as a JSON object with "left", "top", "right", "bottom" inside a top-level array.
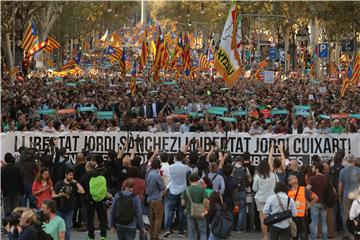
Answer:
[
  {"left": 181, "top": 174, "right": 207, "bottom": 240},
  {"left": 41, "top": 199, "right": 66, "bottom": 240},
  {"left": 80, "top": 161, "right": 111, "bottom": 240},
  {"left": 208, "top": 160, "right": 225, "bottom": 195},
  {"left": 206, "top": 191, "right": 233, "bottom": 240},
  {"left": 263, "top": 182, "right": 297, "bottom": 240},
  {"left": 288, "top": 175, "right": 318, "bottom": 240},
  {"left": 339, "top": 155, "right": 360, "bottom": 240},
  {"left": 52, "top": 168, "right": 85, "bottom": 240},
  {"left": 306, "top": 162, "right": 329, "bottom": 240},
  {"left": 109, "top": 179, "right": 144, "bottom": 240},
  {"left": 232, "top": 156, "right": 251, "bottom": 232}
]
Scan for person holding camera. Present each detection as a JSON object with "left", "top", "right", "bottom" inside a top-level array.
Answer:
[
  {"left": 32, "top": 167, "right": 53, "bottom": 209},
  {"left": 53, "top": 168, "right": 85, "bottom": 240},
  {"left": 6, "top": 208, "right": 39, "bottom": 240}
]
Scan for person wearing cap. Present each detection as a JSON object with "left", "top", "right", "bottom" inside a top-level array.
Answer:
[{"left": 338, "top": 155, "right": 360, "bottom": 239}]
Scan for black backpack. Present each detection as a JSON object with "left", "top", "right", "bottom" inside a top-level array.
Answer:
[
  {"left": 322, "top": 177, "right": 337, "bottom": 208},
  {"left": 210, "top": 206, "right": 233, "bottom": 239},
  {"left": 114, "top": 192, "right": 136, "bottom": 225},
  {"left": 232, "top": 165, "right": 248, "bottom": 191}
]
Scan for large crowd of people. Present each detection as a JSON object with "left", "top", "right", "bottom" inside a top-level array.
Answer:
[
  {"left": 2, "top": 68, "right": 360, "bottom": 134},
  {"left": 2, "top": 137, "right": 360, "bottom": 240}
]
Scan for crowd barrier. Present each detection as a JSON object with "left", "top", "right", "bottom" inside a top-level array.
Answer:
[{"left": 1, "top": 132, "right": 359, "bottom": 166}]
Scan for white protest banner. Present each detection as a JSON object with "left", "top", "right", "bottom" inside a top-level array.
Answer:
[
  {"left": 1, "top": 132, "right": 359, "bottom": 166},
  {"left": 263, "top": 71, "right": 274, "bottom": 84}
]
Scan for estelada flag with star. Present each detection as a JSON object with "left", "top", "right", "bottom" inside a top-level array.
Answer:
[{"left": 214, "top": 3, "right": 243, "bottom": 87}]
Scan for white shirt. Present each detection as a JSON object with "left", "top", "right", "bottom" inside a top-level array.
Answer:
[
  {"left": 42, "top": 126, "right": 57, "bottom": 133},
  {"left": 253, "top": 172, "right": 277, "bottom": 203},
  {"left": 160, "top": 162, "right": 170, "bottom": 188},
  {"left": 152, "top": 103, "right": 157, "bottom": 117},
  {"left": 168, "top": 161, "right": 190, "bottom": 195},
  {"left": 303, "top": 127, "right": 316, "bottom": 134},
  {"left": 143, "top": 105, "right": 147, "bottom": 117},
  {"left": 350, "top": 199, "right": 360, "bottom": 220}
]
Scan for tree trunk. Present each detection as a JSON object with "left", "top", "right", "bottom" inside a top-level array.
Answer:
[
  {"left": 3, "top": 33, "right": 14, "bottom": 68},
  {"left": 334, "top": 36, "right": 341, "bottom": 65},
  {"left": 310, "top": 17, "right": 320, "bottom": 79},
  {"left": 284, "top": 25, "right": 290, "bottom": 72}
]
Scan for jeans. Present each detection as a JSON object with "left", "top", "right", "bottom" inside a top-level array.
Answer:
[
  {"left": 310, "top": 203, "right": 328, "bottom": 240},
  {"left": 57, "top": 209, "right": 74, "bottom": 240},
  {"left": 116, "top": 226, "right": 137, "bottom": 240},
  {"left": 293, "top": 217, "right": 308, "bottom": 240},
  {"left": 164, "top": 192, "right": 185, "bottom": 233},
  {"left": 149, "top": 200, "right": 163, "bottom": 240},
  {"left": 208, "top": 232, "right": 218, "bottom": 240},
  {"left": 21, "top": 183, "right": 35, "bottom": 208},
  {"left": 3, "top": 195, "right": 22, "bottom": 216},
  {"left": 86, "top": 202, "right": 107, "bottom": 239},
  {"left": 269, "top": 226, "right": 291, "bottom": 240},
  {"left": 234, "top": 191, "right": 246, "bottom": 231},
  {"left": 187, "top": 215, "right": 207, "bottom": 240}
]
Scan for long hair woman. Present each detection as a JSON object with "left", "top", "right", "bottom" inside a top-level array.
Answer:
[
  {"left": 206, "top": 191, "right": 225, "bottom": 240},
  {"left": 253, "top": 160, "right": 277, "bottom": 240},
  {"left": 32, "top": 167, "right": 53, "bottom": 209},
  {"left": 6, "top": 208, "right": 40, "bottom": 240}
]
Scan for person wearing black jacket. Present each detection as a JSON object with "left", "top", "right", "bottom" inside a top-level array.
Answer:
[
  {"left": 1, "top": 153, "right": 24, "bottom": 216},
  {"left": 80, "top": 161, "right": 110, "bottom": 240},
  {"left": 221, "top": 164, "right": 238, "bottom": 213},
  {"left": 73, "top": 152, "right": 87, "bottom": 230},
  {"left": 6, "top": 209, "right": 39, "bottom": 240},
  {"left": 15, "top": 149, "right": 37, "bottom": 208}
]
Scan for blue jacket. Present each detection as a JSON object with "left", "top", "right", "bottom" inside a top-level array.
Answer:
[{"left": 145, "top": 169, "right": 165, "bottom": 202}]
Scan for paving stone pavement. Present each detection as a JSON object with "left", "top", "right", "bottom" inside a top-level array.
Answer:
[{"left": 69, "top": 229, "right": 346, "bottom": 240}]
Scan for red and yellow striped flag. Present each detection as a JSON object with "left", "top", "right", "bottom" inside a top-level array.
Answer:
[
  {"left": 21, "top": 21, "right": 37, "bottom": 54},
  {"left": 140, "top": 29, "right": 148, "bottom": 71},
  {"left": 199, "top": 54, "right": 210, "bottom": 71},
  {"left": 328, "top": 62, "right": 338, "bottom": 77},
  {"left": 28, "top": 39, "right": 48, "bottom": 56},
  {"left": 44, "top": 37, "right": 60, "bottom": 53},
  {"left": 350, "top": 52, "right": 360, "bottom": 87}
]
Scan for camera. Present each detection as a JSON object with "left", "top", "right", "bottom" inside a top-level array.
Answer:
[{"left": 2, "top": 211, "right": 21, "bottom": 228}]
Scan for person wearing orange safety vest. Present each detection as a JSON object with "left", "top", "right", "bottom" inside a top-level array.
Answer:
[{"left": 288, "top": 175, "right": 318, "bottom": 240}]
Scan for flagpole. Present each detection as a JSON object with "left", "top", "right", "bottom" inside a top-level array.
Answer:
[{"left": 141, "top": 0, "right": 145, "bottom": 25}]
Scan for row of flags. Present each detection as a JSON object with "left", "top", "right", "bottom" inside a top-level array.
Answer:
[{"left": 14, "top": 5, "right": 359, "bottom": 98}]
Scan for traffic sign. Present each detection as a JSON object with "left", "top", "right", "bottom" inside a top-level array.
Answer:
[
  {"left": 318, "top": 43, "right": 329, "bottom": 58},
  {"left": 269, "top": 47, "right": 277, "bottom": 60},
  {"left": 342, "top": 40, "right": 355, "bottom": 52}
]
